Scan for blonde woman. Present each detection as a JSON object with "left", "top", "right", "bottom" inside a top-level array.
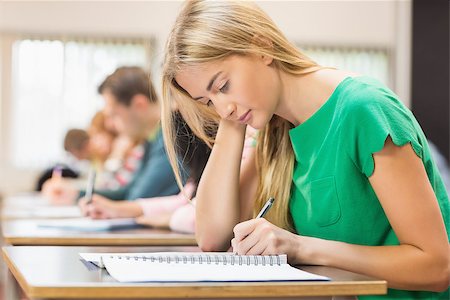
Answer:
[{"left": 160, "top": 1, "right": 449, "bottom": 299}]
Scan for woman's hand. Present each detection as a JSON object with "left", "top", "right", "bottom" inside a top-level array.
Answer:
[
  {"left": 79, "top": 195, "right": 142, "bottom": 219},
  {"left": 231, "top": 218, "right": 305, "bottom": 264}
]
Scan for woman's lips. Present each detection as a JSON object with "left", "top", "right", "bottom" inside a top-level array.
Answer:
[{"left": 238, "top": 110, "right": 251, "bottom": 123}]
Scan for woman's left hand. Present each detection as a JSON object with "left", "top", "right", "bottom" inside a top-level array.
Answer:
[{"left": 231, "top": 218, "right": 305, "bottom": 264}]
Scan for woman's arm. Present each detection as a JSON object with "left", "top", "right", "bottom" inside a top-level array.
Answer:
[
  {"left": 195, "top": 119, "right": 250, "bottom": 251},
  {"left": 233, "top": 138, "right": 449, "bottom": 291}
]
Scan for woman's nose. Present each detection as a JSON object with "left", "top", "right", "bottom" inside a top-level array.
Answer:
[{"left": 214, "top": 99, "right": 236, "bottom": 120}]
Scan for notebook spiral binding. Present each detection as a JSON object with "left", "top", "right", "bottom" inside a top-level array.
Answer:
[{"left": 110, "top": 254, "right": 286, "bottom": 266}]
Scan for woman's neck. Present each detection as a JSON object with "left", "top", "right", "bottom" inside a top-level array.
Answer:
[{"left": 275, "top": 69, "right": 349, "bottom": 127}]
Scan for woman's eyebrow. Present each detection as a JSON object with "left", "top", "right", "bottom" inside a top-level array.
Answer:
[
  {"left": 206, "top": 71, "right": 222, "bottom": 92},
  {"left": 192, "top": 71, "right": 222, "bottom": 100}
]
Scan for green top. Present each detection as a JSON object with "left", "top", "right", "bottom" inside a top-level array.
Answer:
[{"left": 288, "top": 76, "right": 449, "bottom": 300}]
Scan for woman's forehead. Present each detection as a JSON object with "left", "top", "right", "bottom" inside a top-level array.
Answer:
[{"left": 175, "top": 62, "right": 221, "bottom": 93}]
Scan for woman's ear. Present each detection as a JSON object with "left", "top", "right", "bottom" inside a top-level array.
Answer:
[
  {"left": 251, "top": 35, "right": 274, "bottom": 65},
  {"left": 261, "top": 53, "right": 273, "bottom": 66}
]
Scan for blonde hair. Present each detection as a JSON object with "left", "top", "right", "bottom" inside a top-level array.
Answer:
[{"left": 162, "top": 0, "right": 320, "bottom": 231}]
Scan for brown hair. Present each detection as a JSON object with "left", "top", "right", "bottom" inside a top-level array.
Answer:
[
  {"left": 98, "top": 66, "right": 158, "bottom": 105},
  {"left": 64, "top": 129, "right": 89, "bottom": 152}
]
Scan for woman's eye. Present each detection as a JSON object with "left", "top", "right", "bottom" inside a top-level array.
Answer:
[{"left": 219, "top": 81, "right": 229, "bottom": 93}]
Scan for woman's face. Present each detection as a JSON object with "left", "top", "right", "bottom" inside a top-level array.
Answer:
[{"left": 175, "top": 54, "right": 280, "bottom": 129}]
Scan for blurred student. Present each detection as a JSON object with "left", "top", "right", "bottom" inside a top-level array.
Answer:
[
  {"left": 89, "top": 110, "right": 144, "bottom": 190},
  {"left": 87, "top": 110, "right": 117, "bottom": 167},
  {"left": 64, "top": 129, "right": 91, "bottom": 161},
  {"left": 43, "top": 66, "right": 178, "bottom": 204},
  {"left": 79, "top": 112, "right": 208, "bottom": 232},
  {"left": 79, "top": 112, "right": 258, "bottom": 234}
]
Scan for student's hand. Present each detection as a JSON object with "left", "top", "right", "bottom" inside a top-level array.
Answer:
[
  {"left": 135, "top": 213, "right": 172, "bottom": 229},
  {"left": 79, "top": 194, "right": 119, "bottom": 219},
  {"left": 79, "top": 195, "right": 142, "bottom": 219},
  {"left": 42, "top": 178, "right": 78, "bottom": 205},
  {"left": 231, "top": 218, "right": 303, "bottom": 264},
  {"left": 218, "top": 118, "right": 247, "bottom": 140}
]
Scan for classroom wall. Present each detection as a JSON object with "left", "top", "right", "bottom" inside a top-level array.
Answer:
[{"left": 0, "top": 0, "right": 412, "bottom": 196}]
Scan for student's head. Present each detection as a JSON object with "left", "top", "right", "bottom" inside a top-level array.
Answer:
[
  {"left": 161, "top": 0, "right": 319, "bottom": 230},
  {"left": 98, "top": 66, "right": 159, "bottom": 140},
  {"left": 64, "top": 129, "right": 90, "bottom": 160},
  {"left": 88, "top": 111, "right": 117, "bottom": 162}
]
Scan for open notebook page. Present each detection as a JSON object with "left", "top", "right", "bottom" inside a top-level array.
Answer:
[{"left": 80, "top": 252, "right": 329, "bottom": 282}]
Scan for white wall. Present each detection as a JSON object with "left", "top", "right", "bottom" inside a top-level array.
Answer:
[
  {"left": 0, "top": 1, "right": 400, "bottom": 63},
  {"left": 0, "top": 0, "right": 412, "bottom": 196}
]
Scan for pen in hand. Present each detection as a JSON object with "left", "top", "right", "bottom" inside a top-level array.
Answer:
[
  {"left": 256, "top": 197, "right": 275, "bottom": 218},
  {"left": 233, "top": 197, "right": 275, "bottom": 254}
]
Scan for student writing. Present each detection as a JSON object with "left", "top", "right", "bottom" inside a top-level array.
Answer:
[{"left": 159, "top": 1, "right": 449, "bottom": 299}]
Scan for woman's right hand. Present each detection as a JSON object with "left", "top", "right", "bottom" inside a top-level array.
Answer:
[{"left": 79, "top": 195, "right": 142, "bottom": 219}]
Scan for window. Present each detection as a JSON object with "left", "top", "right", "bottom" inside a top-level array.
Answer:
[
  {"left": 300, "top": 45, "right": 391, "bottom": 87},
  {"left": 10, "top": 37, "right": 152, "bottom": 169}
]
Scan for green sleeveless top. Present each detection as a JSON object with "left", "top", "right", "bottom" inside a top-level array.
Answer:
[{"left": 288, "top": 76, "right": 449, "bottom": 300}]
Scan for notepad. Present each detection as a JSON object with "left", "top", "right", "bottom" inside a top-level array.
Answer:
[
  {"left": 3, "top": 206, "right": 83, "bottom": 219},
  {"left": 79, "top": 252, "right": 330, "bottom": 282},
  {"left": 37, "top": 217, "right": 138, "bottom": 231}
]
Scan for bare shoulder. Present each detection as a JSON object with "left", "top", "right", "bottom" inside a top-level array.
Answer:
[{"left": 314, "top": 69, "right": 359, "bottom": 87}]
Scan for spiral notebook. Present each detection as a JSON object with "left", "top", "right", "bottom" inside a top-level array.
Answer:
[{"left": 79, "top": 252, "right": 330, "bottom": 282}]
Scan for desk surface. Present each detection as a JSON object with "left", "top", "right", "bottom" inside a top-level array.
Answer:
[
  {"left": 2, "top": 219, "right": 197, "bottom": 246},
  {"left": 2, "top": 246, "right": 387, "bottom": 299},
  {"left": 1, "top": 193, "right": 82, "bottom": 220}
]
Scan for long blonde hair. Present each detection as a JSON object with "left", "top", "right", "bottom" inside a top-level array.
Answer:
[{"left": 162, "top": 0, "right": 320, "bottom": 231}]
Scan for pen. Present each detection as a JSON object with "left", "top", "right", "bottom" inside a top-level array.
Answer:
[
  {"left": 84, "top": 168, "right": 96, "bottom": 205},
  {"left": 256, "top": 197, "right": 275, "bottom": 218},
  {"left": 233, "top": 197, "right": 275, "bottom": 255},
  {"left": 52, "top": 165, "right": 63, "bottom": 179}
]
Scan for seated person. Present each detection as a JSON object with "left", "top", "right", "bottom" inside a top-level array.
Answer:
[
  {"left": 60, "top": 114, "right": 141, "bottom": 190},
  {"left": 89, "top": 110, "right": 144, "bottom": 190},
  {"left": 42, "top": 66, "right": 179, "bottom": 205},
  {"left": 79, "top": 114, "right": 258, "bottom": 234},
  {"left": 35, "top": 165, "right": 79, "bottom": 192}
]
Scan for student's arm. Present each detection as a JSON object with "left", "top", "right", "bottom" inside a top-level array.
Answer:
[
  {"left": 137, "top": 182, "right": 195, "bottom": 218},
  {"left": 79, "top": 194, "right": 142, "bottom": 219},
  {"left": 233, "top": 139, "right": 449, "bottom": 292},
  {"left": 169, "top": 200, "right": 196, "bottom": 233},
  {"left": 135, "top": 194, "right": 194, "bottom": 231},
  {"left": 195, "top": 119, "right": 257, "bottom": 251}
]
